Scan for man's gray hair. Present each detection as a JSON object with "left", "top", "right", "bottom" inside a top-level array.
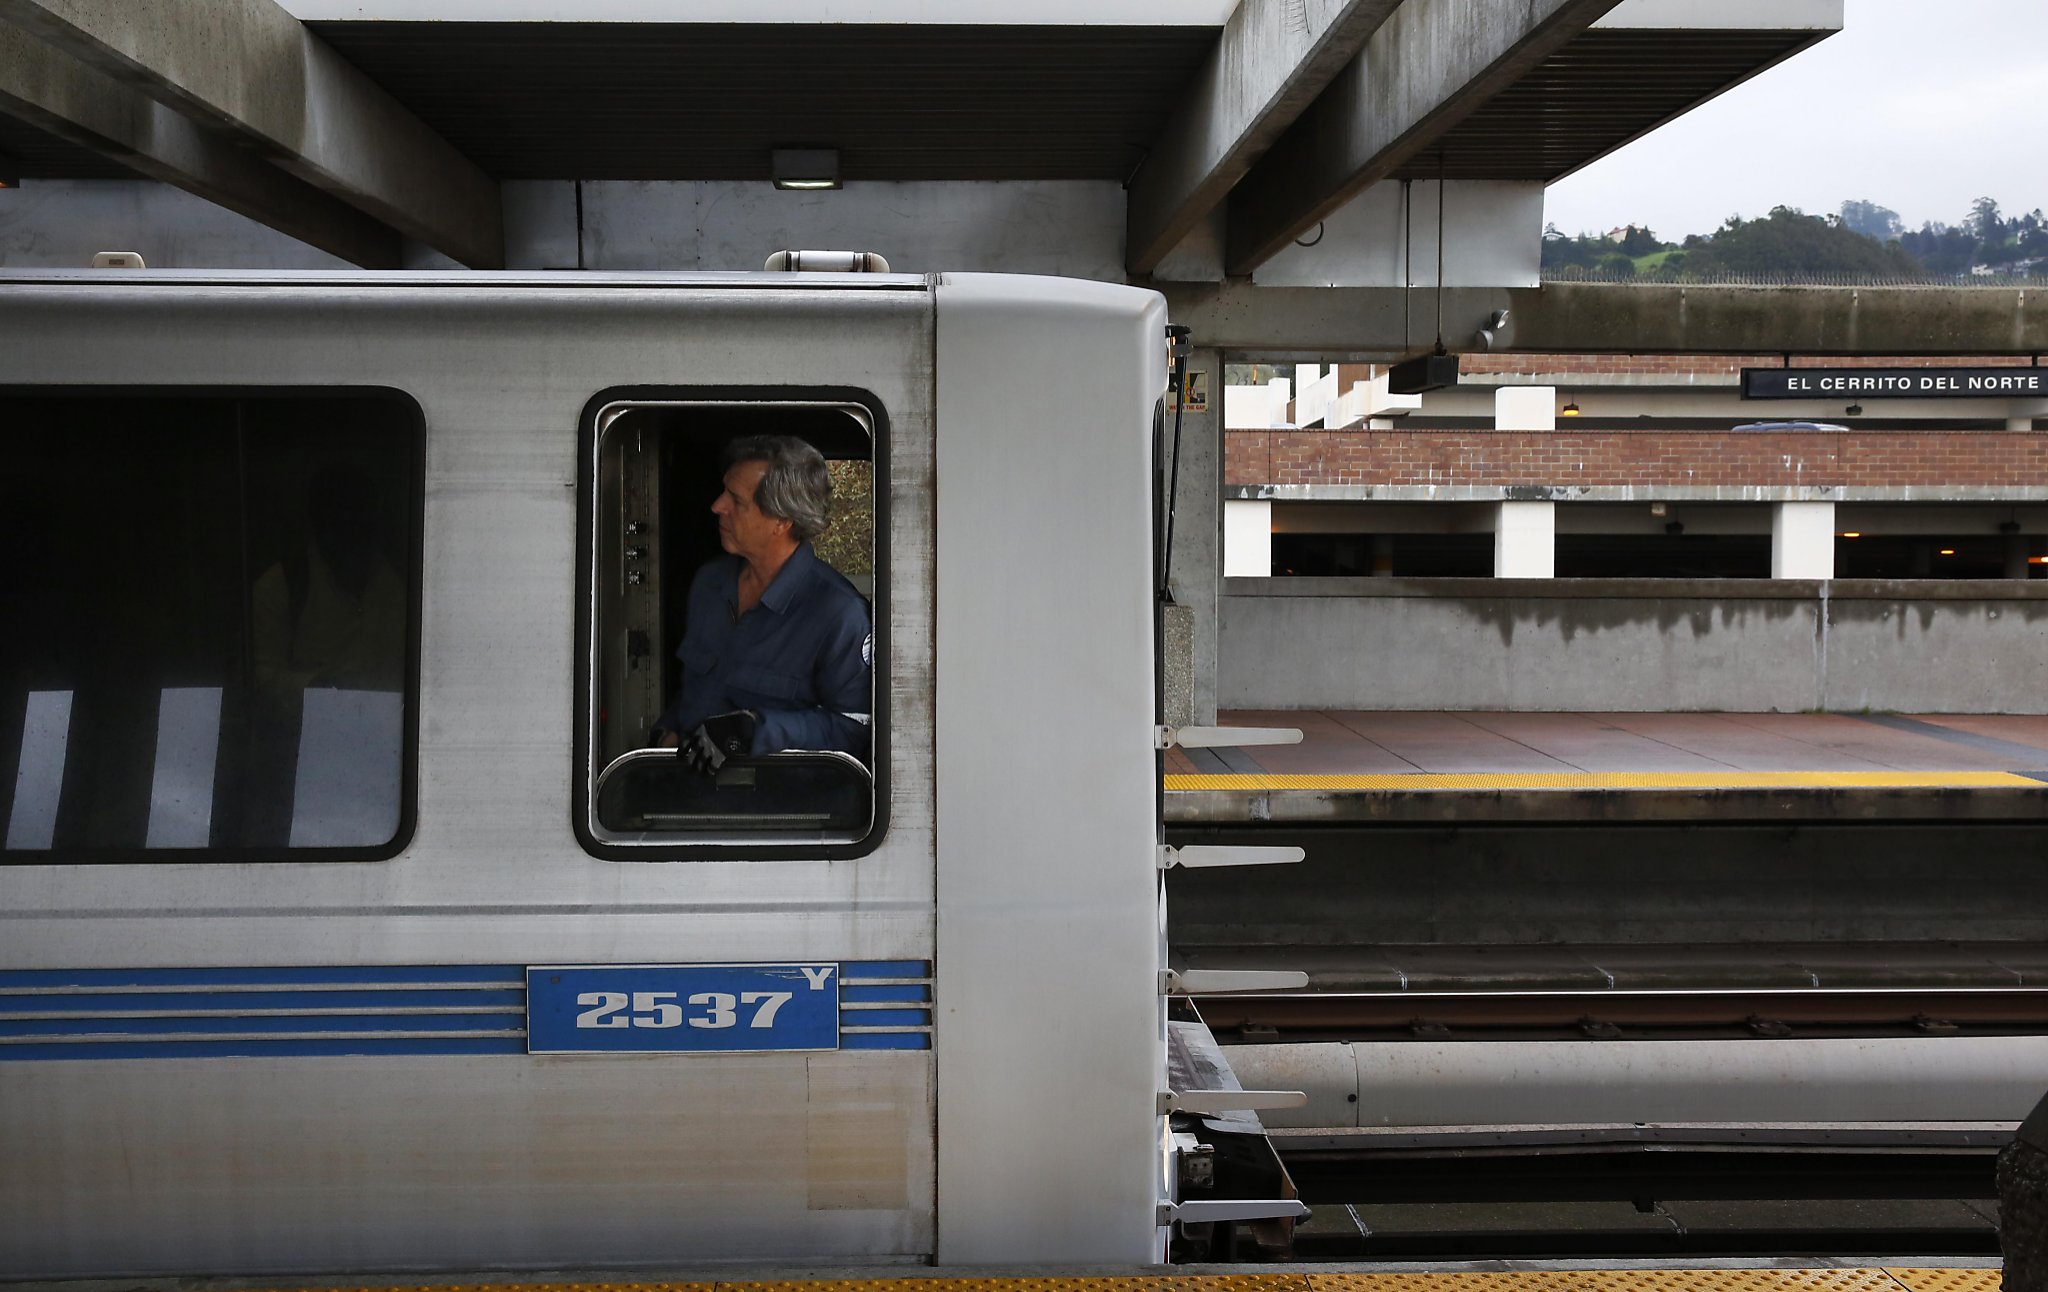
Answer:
[{"left": 726, "top": 434, "right": 832, "bottom": 542}]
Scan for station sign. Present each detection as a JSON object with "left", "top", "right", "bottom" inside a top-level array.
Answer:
[{"left": 1743, "top": 367, "right": 2047, "bottom": 399}]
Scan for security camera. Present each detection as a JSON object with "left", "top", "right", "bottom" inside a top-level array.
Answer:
[{"left": 1473, "top": 309, "right": 1511, "bottom": 351}]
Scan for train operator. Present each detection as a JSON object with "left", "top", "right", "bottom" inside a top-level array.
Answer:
[{"left": 651, "top": 434, "right": 872, "bottom": 775}]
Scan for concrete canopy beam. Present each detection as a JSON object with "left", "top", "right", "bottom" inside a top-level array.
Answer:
[
  {"left": 0, "top": 0, "right": 502, "bottom": 267},
  {"left": 1125, "top": 0, "right": 1402, "bottom": 277},
  {"left": 1222, "top": 0, "right": 1623, "bottom": 276},
  {"left": 1160, "top": 282, "right": 2048, "bottom": 360},
  {"left": 0, "top": 26, "right": 401, "bottom": 267}
]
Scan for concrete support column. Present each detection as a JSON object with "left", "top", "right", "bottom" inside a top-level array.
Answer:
[
  {"left": 1495, "top": 385, "right": 1556, "bottom": 431},
  {"left": 1166, "top": 346, "right": 1224, "bottom": 725},
  {"left": 1224, "top": 500, "right": 1273, "bottom": 578},
  {"left": 1772, "top": 501, "right": 1837, "bottom": 579},
  {"left": 1494, "top": 501, "right": 1554, "bottom": 578},
  {"left": 1490, "top": 387, "right": 1555, "bottom": 572}
]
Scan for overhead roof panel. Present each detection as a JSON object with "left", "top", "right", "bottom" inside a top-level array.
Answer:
[
  {"left": 1388, "top": 26, "right": 1831, "bottom": 182},
  {"left": 284, "top": 0, "right": 1240, "bottom": 22},
  {"left": 308, "top": 22, "right": 1221, "bottom": 181}
]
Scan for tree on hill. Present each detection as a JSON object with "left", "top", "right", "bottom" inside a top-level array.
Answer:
[
  {"left": 1539, "top": 224, "right": 1605, "bottom": 271},
  {"left": 1969, "top": 196, "right": 2003, "bottom": 244},
  {"left": 1546, "top": 194, "right": 2043, "bottom": 281},
  {"left": 1890, "top": 200, "right": 2046, "bottom": 277},
  {"left": 1617, "top": 224, "right": 1661, "bottom": 257},
  {"left": 1541, "top": 223, "right": 1665, "bottom": 275},
  {"left": 1839, "top": 199, "right": 1904, "bottom": 242},
  {"left": 2018, "top": 210, "right": 2048, "bottom": 262},
  {"left": 1679, "top": 206, "right": 1923, "bottom": 279},
  {"left": 1899, "top": 220, "right": 1983, "bottom": 277}
]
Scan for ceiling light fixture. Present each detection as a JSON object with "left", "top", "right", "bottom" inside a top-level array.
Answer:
[
  {"left": 1560, "top": 400, "right": 1581, "bottom": 417},
  {"left": 1846, "top": 403, "right": 1864, "bottom": 416},
  {"left": 771, "top": 148, "right": 840, "bottom": 191}
]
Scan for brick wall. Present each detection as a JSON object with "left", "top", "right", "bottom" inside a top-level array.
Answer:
[
  {"left": 1460, "top": 354, "right": 1748, "bottom": 379},
  {"left": 1459, "top": 353, "right": 2043, "bottom": 381},
  {"left": 1225, "top": 428, "right": 2048, "bottom": 489}
]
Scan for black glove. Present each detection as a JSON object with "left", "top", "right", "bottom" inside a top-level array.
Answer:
[{"left": 680, "top": 709, "right": 758, "bottom": 776}]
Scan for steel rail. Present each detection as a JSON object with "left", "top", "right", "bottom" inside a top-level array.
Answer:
[{"left": 1195, "top": 985, "right": 2048, "bottom": 1038}]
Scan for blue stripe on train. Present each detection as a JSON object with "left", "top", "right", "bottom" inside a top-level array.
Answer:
[
  {"left": 839, "top": 1009, "right": 931, "bottom": 1029},
  {"left": 0, "top": 966, "right": 525, "bottom": 989},
  {"left": 840, "top": 1032, "right": 931, "bottom": 1050},
  {"left": 0, "top": 989, "right": 526, "bottom": 1014},
  {"left": 0, "top": 961, "right": 934, "bottom": 1059},
  {"left": 840, "top": 984, "right": 931, "bottom": 1003},
  {"left": 0, "top": 1036, "right": 532, "bottom": 1060},
  {"left": 0, "top": 1013, "right": 518, "bottom": 1038}
]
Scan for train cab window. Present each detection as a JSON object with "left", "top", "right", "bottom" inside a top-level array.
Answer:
[
  {"left": 0, "top": 390, "right": 421, "bottom": 861},
  {"left": 580, "top": 396, "right": 884, "bottom": 858}
]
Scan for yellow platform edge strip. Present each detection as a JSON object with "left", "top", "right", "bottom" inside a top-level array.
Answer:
[
  {"left": 1163, "top": 771, "right": 2042, "bottom": 792},
  {"left": 248, "top": 1271, "right": 2002, "bottom": 1292}
]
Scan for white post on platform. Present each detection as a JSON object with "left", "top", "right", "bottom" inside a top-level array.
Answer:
[
  {"left": 1494, "top": 501, "right": 1554, "bottom": 578},
  {"left": 1224, "top": 500, "right": 1273, "bottom": 577},
  {"left": 1772, "top": 501, "right": 1837, "bottom": 579}
]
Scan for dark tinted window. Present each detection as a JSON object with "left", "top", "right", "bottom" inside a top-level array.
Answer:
[
  {"left": 0, "top": 391, "right": 419, "bottom": 860},
  {"left": 1554, "top": 534, "right": 1771, "bottom": 579},
  {"left": 1271, "top": 533, "right": 1494, "bottom": 577},
  {"left": 1835, "top": 535, "right": 2044, "bottom": 579}
]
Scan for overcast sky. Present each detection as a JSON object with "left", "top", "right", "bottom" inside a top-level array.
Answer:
[{"left": 1543, "top": 0, "right": 2048, "bottom": 240}]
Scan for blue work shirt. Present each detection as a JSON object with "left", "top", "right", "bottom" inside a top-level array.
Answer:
[{"left": 651, "top": 541, "right": 872, "bottom": 758}]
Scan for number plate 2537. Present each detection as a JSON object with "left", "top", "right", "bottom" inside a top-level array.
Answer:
[{"left": 526, "top": 964, "right": 839, "bottom": 1054}]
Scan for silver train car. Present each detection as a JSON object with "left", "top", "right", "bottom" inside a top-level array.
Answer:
[{"left": 0, "top": 269, "right": 1177, "bottom": 1275}]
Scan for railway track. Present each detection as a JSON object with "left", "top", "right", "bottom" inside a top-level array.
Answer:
[
  {"left": 1177, "top": 985, "right": 2037, "bottom": 1259},
  {"left": 1195, "top": 986, "right": 2048, "bottom": 1042}
]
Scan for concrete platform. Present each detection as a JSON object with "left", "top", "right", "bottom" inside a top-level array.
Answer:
[
  {"left": 51, "top": 1268, "right": 2001, "bottom": 1292},
  {"left": 1166, "top": 713, "right": 2048, "bottom": 825}
]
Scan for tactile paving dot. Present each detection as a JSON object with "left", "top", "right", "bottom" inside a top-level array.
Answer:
[
  {"left": 249, "top": 1273, "right": 1999, "bottom": 1292},
  {"left": 1308, "top": 1274, "right": 1592, "bottom": 1292},
  {"left": 1572, "top": 1271, "right": 1907, "bottom": 1292},
  {"left": 1309, "top": 1273, "right": 1910, "bottom": 1292},
  {"left": 257, "top": 1284, "right": 718, "bottom": 1292},
  {"left": 720, "top": 1281, "right": 1310, "bottom": 1292},
  {"left": 1882, "top": 1271, "right": 2004, "bottom": 1292}
]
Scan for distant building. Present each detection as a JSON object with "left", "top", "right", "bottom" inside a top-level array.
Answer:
[{"left": 1224, "top": 354, "right": 2048, "bottom": 581}]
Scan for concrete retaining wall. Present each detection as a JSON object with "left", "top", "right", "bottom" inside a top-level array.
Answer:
[{"left": 1219, "top": 577, "right": 2048, "bottom": 712}]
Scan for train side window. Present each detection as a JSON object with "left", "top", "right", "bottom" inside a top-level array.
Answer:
[
  {"left": 578, "top": 395, "right": 885, "bottom": 859},
  {"left": 0, "top": 390, "right": 421, "bottom": 862}
]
